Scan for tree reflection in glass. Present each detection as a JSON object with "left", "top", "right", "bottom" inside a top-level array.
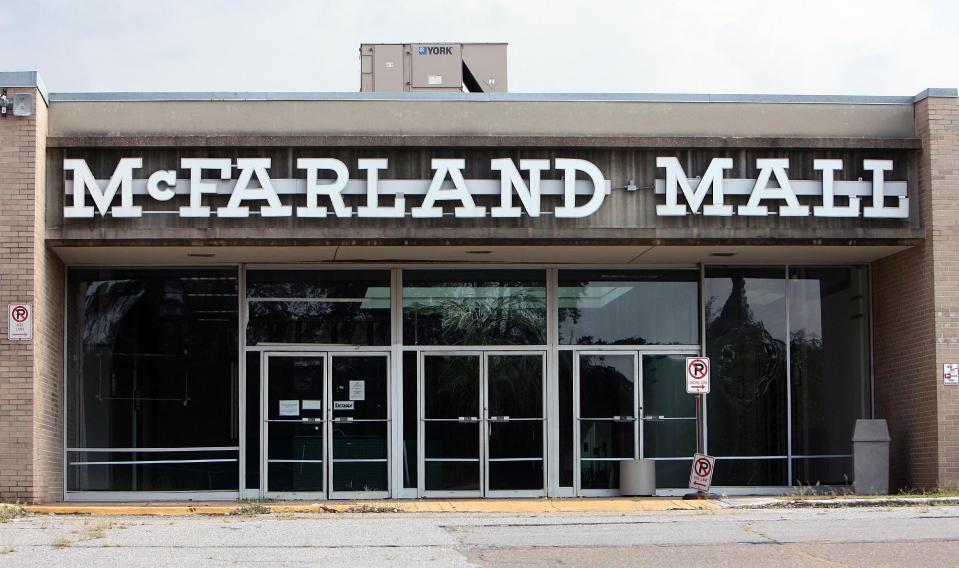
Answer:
[
  {"left": 705, "top": 268, "right": 788, "bottom": 486},
  {"left": 558, "top": 270, "right": 699, "bottom": 346},
  {"left": 404, "top": 270, "right": 546, "bottom": 346}
]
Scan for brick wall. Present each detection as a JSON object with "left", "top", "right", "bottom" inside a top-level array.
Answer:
[
  {"left": 32, "top": 91, "right": 64, "bottom": 501},
  {"left": 0, "top": 87, "right": 62, "bottom": 502},
  {"left": 873, "top": 94, "right": 959, "bottom": 490},
  {"left": 927, "top": 96, "right": 959, "bottom": 489}
]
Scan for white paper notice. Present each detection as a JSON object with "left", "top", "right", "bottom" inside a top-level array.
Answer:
[
  {"left": 349, "top": 380, "right": 365, "bottom": 401},
  {"left": 302, "top": 400, "right": 322, "bottom": 410},
  {"left": 278, "top": 400, "right": 299, "bottom": 416}
]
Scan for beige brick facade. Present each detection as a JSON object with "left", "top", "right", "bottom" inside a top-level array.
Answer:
[
  {"left": 873, "top": 93, "right": 959, "bottom": 490},
  {"left": 0, "top": 87, "right": 63, "bottom": 502},
  {"left": 0, "top": 74, "right": 957, "bottom": 500}
]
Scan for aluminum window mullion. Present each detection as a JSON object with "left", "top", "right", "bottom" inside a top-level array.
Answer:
[
  {"left": 238, "top": 263, "right": 247, "bottom": 495},
  {"left": 390, "top": 267, "right": 403, "bottom": 498},
  {"left": 70, "top": 459, "right": 239, "bottom": 466},
  {"left": 573, "top": 352, "right": 581, "bottom": 495},
  {"left": 260, "top": 351, "right": 266, "bottom": 497},
  {"left": 635, "top": 352, "right": 640, "bottom": 461},
  {"left": 699, "top": 262, "right": 707, "bottom": 457},
  {"left": 785, "top": 264, "right": 793, "bottom": 487},
  {"left": 66, "top": 447, "right": 240, "bottom": 453},
  {"left": 545, "top": 267, "right": 559, "bottom": 497}
]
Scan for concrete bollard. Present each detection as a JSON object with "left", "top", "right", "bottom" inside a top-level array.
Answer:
[{"left": 853, "top": 419, "right": 891, "bottom": 495}]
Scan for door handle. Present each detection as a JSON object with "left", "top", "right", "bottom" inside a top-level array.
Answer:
[
  {"left": 642, "top": 416, "right": 665, "bottom": 421},
  {"left": 488, "top": 416, "right": 509, "bottom": 422},
  {"left": 612, "top": 416, "right": 636, "bottom": 422},
  {"left": 457, "top": 416, "right": 480, "bottom": 423}
]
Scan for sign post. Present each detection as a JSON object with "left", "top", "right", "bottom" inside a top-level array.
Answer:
[{"left": 684, "top": 357, "right": 715, "bottom": 499}]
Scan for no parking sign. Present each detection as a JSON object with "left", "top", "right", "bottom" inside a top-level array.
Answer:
[
  {"left": 689, "top": 453, "right": 716, "bottom": 492},
  {"left": 8, "top": 303, "right": 32, "bottom": 341},
  {"left": 685, "top": 356, "right": 710, "bottom": 394}
]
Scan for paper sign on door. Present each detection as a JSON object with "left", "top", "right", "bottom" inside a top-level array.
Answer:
[
  {"left": 278, "top": 400, "right": 299, "bottom": 416},
  {"left": 349, "top": 381, "right": 365, "bottom": 401}
]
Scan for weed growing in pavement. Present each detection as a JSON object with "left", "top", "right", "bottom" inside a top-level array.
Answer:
[
  {"left": 0, "top": 503, "right": 25, "bottom": 523},
  {"left": 0, "top": 546, "right": 13, "bottom": 554},
  {"left": 897, "top": 487, "right": 959, "bottom": 498},
  {"left": 785, "top": 481, "right": 853, "bottom": 500},
  {"left": 84, "top": 520, "right": 117, "bottom": 540},
  {"left": 228, "top": 502, "right": 272, "bottom": 516},
  {"left": 53, "top": 536, "right": 72, "bottom": 548},
  {"left": 341, "top": 504, "right": 401, "bottom": 513}
]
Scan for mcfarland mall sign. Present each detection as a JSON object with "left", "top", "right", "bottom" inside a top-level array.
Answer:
[{"left": 63, "top": 156, "right": 910, "bottom": 220}]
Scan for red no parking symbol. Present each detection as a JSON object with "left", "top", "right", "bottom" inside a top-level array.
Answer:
[
  {"left": 694, "top": 457, "right": 712, "bottom": 477},
  {"left": 688, "top": 359, "right": 707, "bottom": 380},
  {"left": 11, "top": 305, "right": 28, "bottom": 323},
  {"left": 685, "top": 356, "right": 710, "bottom": 394}
]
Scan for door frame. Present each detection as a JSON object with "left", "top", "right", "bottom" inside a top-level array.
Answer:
[
  {"left": 262, "top": 350, "right": 391, "bottom": 500},
  {"left": 418, "top": 350, "right": 484, "bottom": 498},
  {"left": 573, "top": 350, "right": 640, "bottom": 497},
  {"left": 417, "top": 350, "right": 548, "bottom": 498},
  {"left": 483, "top": 350, "right": 548, "bottom": 498},
  {"left": 571, "top": 348, "right": 701, "bottom": 497}
]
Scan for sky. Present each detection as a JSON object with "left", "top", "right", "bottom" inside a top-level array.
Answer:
[{"left": 6, "top": 0, "right": 958, "bottom": 95}]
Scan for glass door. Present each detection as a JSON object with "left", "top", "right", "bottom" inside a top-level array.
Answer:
[
  {"left": 420, "top": 353, "right": 483, "bottom": 497},
  {"left": 575, "top": 352, "right": 638, "bottom": 496},
  {"left": 640, "top": 354, "right": 698, "bottom": 489},
  {"left": 264, "top": 353, "right": 327, "bottom": 498},
  {"left": 485, "top": 352, "right": 546, "bottom": 497},
  {"left": 419, "top": 351, "right": 546, "bottom": 497},
  {"left": 329, "top": 354, "right": 390, "bottom": 499},
  {"left": 263, "top": 351, "right": 390, "bottom": 499}
]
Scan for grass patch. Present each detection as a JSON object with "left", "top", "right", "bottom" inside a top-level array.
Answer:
[
  {"left": 785, "top": 480, "right": 854, "bottom": 500},
  {"left": 0, "top": 546, "right": 13, "bottom": 555},
  {"left": 0, "top": 504, "right": 25, "bottom": 523},
  {"left": 84, "top": 520, "right": 116, "bottom": 540},
  {"left": 228, "top": 502, "right": 272, "bottom": 516},
  {"left": 897, "top": 488, "right": 959, "bottom": 498},
  {"left": 341, "top": 504, "right": 402, "bottom": 514},
  {"left": 53, "top": 536, "right": 72, "bottom": 548}
]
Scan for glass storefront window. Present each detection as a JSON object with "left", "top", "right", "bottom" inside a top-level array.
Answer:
[
  {"left": 246, "top": 270, "right": 390, "bottom": 345},
  {"left": 63, "top": 265, "right": 872, "bottom": 495},
  {"left": 403, "top": 270, "right": 546, "bottom": 345},
  {"left": 559, "top": 270, "right": 699, "bottom": 345},
  {"left": 789, "top": 267, "right": 869, "bottom": 485},
  {"left": 66, "top": 268, "right": 239, "bottom": 492},
  {"left": 705, "top": 267, "right": 788, "bottom": 486}
]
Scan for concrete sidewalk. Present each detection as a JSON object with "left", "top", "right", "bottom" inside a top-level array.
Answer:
[
  {"left": 15, "top": 494, "right": 959, "bottom": 517},
  {"left": 18, "top": 498, "right": 720, "bottom": 516}
]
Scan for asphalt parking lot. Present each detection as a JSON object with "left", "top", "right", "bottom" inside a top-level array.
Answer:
[{"left": 1, "top": 505, "right": 957, "bottom": 567}]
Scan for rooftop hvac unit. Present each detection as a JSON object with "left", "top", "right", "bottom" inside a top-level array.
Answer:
[{"left": 360, "top": 43, "right": 507, "bottom": 93}]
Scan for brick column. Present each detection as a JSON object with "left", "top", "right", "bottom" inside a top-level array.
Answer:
[
  {"left": 0, "top": 75, "right": 63, "bottom": 502},
  {"left": 873, "top": 90, "right": 959, "bottom": 490}
]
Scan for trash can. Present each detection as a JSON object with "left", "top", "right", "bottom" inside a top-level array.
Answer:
[
  {"left": 620, "top": 459, "right": 656, "bottom": 496},
  {"left": 852, "top": 419, "right": 891, "bottom": 495}
]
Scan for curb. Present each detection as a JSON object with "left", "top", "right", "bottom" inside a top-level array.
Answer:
[
  {"left": 727, "top": 497, "right": 959, "bottom": 509},
  {"left": 19, "top": 498, "right": 722, "bottom": 517}
]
